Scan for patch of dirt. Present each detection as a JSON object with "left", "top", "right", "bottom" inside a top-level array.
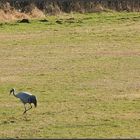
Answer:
[
  {"left": 115, "top": 112, "right": 140, "bottom": 120},
  {"left": 95, "top": 51, "right": 140, "bottom": 57}
]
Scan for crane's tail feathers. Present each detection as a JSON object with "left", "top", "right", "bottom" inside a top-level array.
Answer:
[
  {"left": 29, "top": 95, "right": 37, "bottom": 107},
  {"left": 34, "top": 99, "right": 37, "bottom": 107},
  {"left": 33, "top": 96, "right": 37, "bottom": 107}
]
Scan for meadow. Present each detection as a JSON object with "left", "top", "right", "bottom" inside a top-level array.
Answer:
[{"left": 0, "top": 12, "right": 140, "bottom": 138}]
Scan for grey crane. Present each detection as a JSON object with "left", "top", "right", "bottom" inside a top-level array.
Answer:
[{"left": 9, "top": 88, "right": 37, "bottom": 114}]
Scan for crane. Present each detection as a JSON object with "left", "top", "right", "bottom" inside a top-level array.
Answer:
[{"left": 9, "top": 88, "right": 37, "bottom": 114}]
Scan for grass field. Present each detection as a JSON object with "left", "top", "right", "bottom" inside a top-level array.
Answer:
[{"left": 0, "top": 12, "right": 140, "bottom": 138}]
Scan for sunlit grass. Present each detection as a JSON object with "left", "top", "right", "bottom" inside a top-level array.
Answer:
[{"left": 0, "top": 12, "right": 140, "bottom": 138}]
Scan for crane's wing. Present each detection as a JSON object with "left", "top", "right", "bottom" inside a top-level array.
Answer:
[{"left": 16, "top": 92, "right": 32, "bottom": 103}]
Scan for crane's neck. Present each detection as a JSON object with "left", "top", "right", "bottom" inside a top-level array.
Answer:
[{"left": 12, "top": 89, "right": 18, "bottom": 98}]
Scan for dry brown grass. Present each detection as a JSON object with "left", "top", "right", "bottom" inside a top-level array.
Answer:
[{"left": 0, "top": 4, "right": 45, "bottom": 21}]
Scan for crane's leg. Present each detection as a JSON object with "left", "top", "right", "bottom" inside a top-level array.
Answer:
[
  {"left": 23, "top": 104, "right": 27, "bottom": 114},
  {"left": 25, "top": 104, "right": 32, "bottom": 113}
]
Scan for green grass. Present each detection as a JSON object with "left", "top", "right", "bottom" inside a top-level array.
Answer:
[{"left": 0, "top": 12, "right": 140, "bottom": 138}]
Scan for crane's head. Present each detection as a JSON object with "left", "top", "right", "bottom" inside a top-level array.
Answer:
[{"left": 9, "top": 88, "right": 15, "bottom": 95}]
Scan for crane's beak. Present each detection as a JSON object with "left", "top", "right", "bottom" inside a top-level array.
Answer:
[{"left": 9, "top": 90, "right": 12, "bottom": 95}]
